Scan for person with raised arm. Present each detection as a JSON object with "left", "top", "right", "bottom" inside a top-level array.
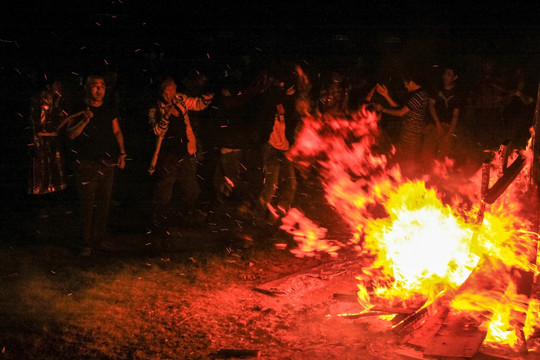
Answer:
[{"left": 147, "top": 77, "right": 213, "bottom": 235}]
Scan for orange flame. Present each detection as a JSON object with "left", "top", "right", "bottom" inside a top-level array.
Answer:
[{"left": 281, "top": 103, "right": 539, "bottom": 350}]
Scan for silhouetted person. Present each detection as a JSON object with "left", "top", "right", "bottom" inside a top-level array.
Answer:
[
  {"left": 210, "top": 64, "right": 266, "bottom": 210},
  {"left": 147, "top": 77, "right": 213, "bottom": 233},
  {"left": 66, "top": 75, "right": 127, "bottom": 256},
  {"left": 503, "top": 66, "right": 535, "bottom": 148},
  {"left": 28, "top": 78, "right": 70, "bottom": 239},
  {"left": 424, "top": 64, "right": 463, "bottom": 161},
  {"left": 470, "top": 59, "right": 507, "bottom": 149},
  {"left": 256, "top": 66, "right": 301, "bottom": 225},
  {"left": 28, "top": 79, "right": 68, "bottom": 195}
]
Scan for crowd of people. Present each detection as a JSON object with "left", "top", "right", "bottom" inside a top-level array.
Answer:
[{"left": 26, "top": 54, "right": 538, "bottom": 256}]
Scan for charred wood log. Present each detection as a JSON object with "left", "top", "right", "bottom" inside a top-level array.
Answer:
[
  {"left": 216, "top": 349, "right": 260, "bottom": 359},
  {"left": 400, "top": 306, "right": 450, "bottom": 348},
  {"left": 331, "top": 311, "right": 390, "bottom": 319},
  {"left": 251, "top": 288, "right": 283, "bottom": 297},
  {"left": 476, "top": 159, "right": 492, "bottom": 225},
  {"left": 370, "top": 305, "right": 416, "bottom": 315},
  {"left": 497, "top": 140, "right": 511, "bottom": 178},
  {"left": 392, "top": 306, "right": 429, "bottom": 333},
  {"left": 252, "top": 259, "right": 366, "bottom": 303},
  {"left": 483, "top": 154, "right": 526, "bottom": 204},
  {"left": 330, "top": 304, "right": 417, "bottom": 320},
  {"left": 332, "top": 293, "right": 358, "bottom": 302}
]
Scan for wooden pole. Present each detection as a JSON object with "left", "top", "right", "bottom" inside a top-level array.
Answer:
[
  {"left": 476, "top": 159, "right": 492, "bottom": 225},
  {"left": 483, "top": 154, "right": 526, "bottom": 204},
  {"left": 148, "top": 135, "right": 163, "bottom": 175}
]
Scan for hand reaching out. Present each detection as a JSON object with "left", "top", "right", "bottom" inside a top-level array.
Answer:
[
  {"left": 117, "top": 154, "right": 126, "bottom": 169},
  {"left": 294, "top": 65, "right": 311, "bottom": 97},
  {"left": 375, "top": 83, "right": 389, "bottom": 97}
]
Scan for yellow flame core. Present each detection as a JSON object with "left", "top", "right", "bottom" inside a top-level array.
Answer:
[{"left": 364, "top": 182, "right": 478, "bottom": 301}]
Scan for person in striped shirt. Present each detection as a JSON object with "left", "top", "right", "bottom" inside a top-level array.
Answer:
[{"left": 373, "top": 71, "right": 429, "bottom": 177}]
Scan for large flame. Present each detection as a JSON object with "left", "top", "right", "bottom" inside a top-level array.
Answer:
[
  {"left": 281, "top": 102, "right": 539, "bottom": 350},
  {"left": 362, "top": 181, "right": 478, "bottom": 304}
]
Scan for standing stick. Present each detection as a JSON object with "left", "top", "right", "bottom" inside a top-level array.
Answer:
[{"left": 148, "top": 135, "right": 163, "bottom": 175}]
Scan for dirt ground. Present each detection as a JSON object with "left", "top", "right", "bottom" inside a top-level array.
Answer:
[{"left": 0, "top": 201, "right": 405, "bottom": 360}]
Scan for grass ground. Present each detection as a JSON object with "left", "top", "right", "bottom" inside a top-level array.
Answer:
[{"left": 0, "top": 222, "right": 405, "bottom": 360}]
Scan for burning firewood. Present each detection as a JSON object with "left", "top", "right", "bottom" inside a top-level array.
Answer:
[
  {"left": 395, "top": 217, "right": 539, "bottom": 359},
  {"left": 483, "top": 154, "right": 526, "bottom": 204}
]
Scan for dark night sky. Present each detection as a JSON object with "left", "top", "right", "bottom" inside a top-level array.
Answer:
[
  {"left": 1, "top": 0, "right": 539, "bottom": 111},
  {"left": 2, "top": 1, "right": 539, "bottom": 61},
  {"left": 1, "top": 0, "right": 539, "bottom": 193},
  {"left": 0, "top": 1, "right": 538, "bottom": 83},
  {"left": 2, "top": 1, "right": 537, "bottom": 31},
  {"left": 1, "top": 1, "right": 538, "bottom": 109}
]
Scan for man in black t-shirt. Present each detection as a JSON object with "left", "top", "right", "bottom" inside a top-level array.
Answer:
[
  {"left": 425, "top": 65, "right": 462, "bottom": 159},
  {"left": 67, "top": 75, "right": 127, "bottom": 256}
]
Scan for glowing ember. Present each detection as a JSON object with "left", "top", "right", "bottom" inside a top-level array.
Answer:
[{"left": 281, "top": 208, "right": 341, "bottom": 258}]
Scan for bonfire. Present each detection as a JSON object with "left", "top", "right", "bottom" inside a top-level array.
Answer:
[{"left": 278, "top": 70, "right": 540, "bottom": 358}]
